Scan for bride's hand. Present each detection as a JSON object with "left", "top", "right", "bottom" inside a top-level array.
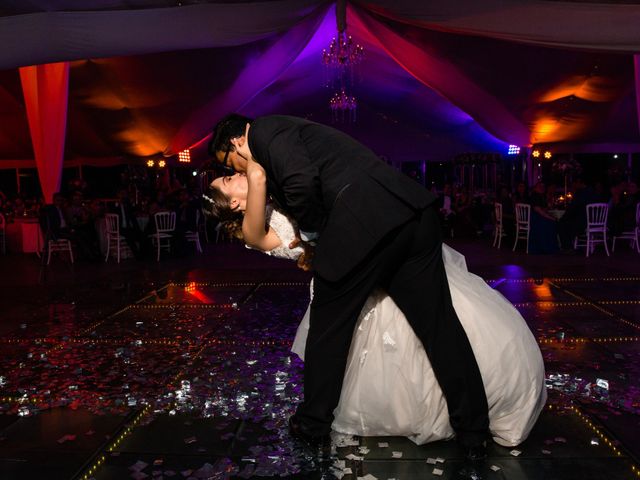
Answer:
[
  {"left": 246, "top": 157, "right": 266, "bottom": 184},
  {"left": 290, "top": 237, "right": 314, "bottom": 272}
]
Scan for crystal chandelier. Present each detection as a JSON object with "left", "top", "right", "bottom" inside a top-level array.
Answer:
[
  {"left": 322, "top": 32, "right": 364, "bottom": 71},
  {"left": 330, "top": 89, "right": 357, "bottom": 122},
  {"left": 322, "top": 28, "right": 364, "bottom": 123}
]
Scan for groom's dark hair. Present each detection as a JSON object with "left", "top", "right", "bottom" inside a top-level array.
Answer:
[{"left": 209, "top": 113, "right": 254, "bottom": 157}]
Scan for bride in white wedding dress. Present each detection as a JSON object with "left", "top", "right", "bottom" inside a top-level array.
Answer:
[{"left": 205, "top": 161, "right": 547, "bottom": 448}]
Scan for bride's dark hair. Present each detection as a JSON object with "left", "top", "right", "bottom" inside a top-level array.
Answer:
[{"left": 202, "top": 185, "right": 244, "bottom": 240}]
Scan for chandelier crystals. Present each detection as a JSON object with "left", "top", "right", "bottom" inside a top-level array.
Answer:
[
  {"left": 322, "top": 30, "right": 364, "bottom": 123},
  {"left": 330, "top": 89, "right": 357, "bottom": 122},
  {"left": 322, "top": 32, "right": 364, "bottom": 71}
]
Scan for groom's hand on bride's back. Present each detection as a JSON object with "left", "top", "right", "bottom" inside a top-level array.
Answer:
[{"left": 290, "top": 237, "right": 314, "bottom": 272}]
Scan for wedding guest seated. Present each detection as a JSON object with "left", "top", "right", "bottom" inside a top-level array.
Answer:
[
  {"left": 173, "top": 189, "right": 199, "bottom": 255},
  {"left": 557, "top": 177, "right": 597, "bottom": 250},
  {"left": 437, "top": 183, "right": 455, "bottom": 237},
  {"left": 496, "top": 185, "right": 515, "bottom": 242},
  {"left": 66, "top": 191, "right": 100, "bottom": 252},
  {"left": 472, "top": 193, "right": 492, "bottom": 237},
  {"left": 513, "top": 181, "right": 529, "bottom": 204},
  {"left": 594, "top": 180, "right": 608, "bottom": 202},
  {"left": 452, "top": 189, "right": 479, "bottom": 237},
  {"left": 608, "top": 182, "right": 627, "bottom": 237},
  {"left": 40, "top": 192, "right": 100, "bottom": 260},
  {"left": 143, "top": 197, "right": 167, "bottom": 236},
  {"left": 13, "top": 197, "right": 26, "bottom": 217},
  {"left": 109, "top": 189, "right": 147, "bottom": 259},
  {"left": 545, "top": 183, "right": 558, "bottom": 208},
  {"left": 528, "top": 181, "right": 558, "bottom": 254}
]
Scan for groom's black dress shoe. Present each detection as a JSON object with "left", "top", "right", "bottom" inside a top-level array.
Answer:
[
  {"left": 288, "top": 416, "right": 331, "bottom": 458},
  {"left": 455, "top": 464, "right": 484, "bottom": 480},
  {"left": 456, "top": 442, "right": 488, "bottom": 480},
  {"left": 464, "top": 442, "right": 487, "bottom": 462}
]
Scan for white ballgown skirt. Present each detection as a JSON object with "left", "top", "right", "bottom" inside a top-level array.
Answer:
[{"left": 292, "top": 244, "right": 546, "bottom": 447}]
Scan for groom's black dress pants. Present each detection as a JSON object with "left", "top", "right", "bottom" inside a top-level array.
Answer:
[{"left": 297, "top": 205, "right": 489, "bottom": 448}]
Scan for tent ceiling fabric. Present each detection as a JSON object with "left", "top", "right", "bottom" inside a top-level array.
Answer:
[
  {"left": 0, "top": 0, "right": 328, "bottom": 70},
  {"left": 0, "top": 0, "right": 639, "bottom": 169},
  {"left": 355, "top": 0, "right": 640, "bottom": 52}
]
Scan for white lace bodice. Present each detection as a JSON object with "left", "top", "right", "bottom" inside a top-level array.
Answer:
[{"left": 263, "top": 205, "right": 304, "bottom": 261}]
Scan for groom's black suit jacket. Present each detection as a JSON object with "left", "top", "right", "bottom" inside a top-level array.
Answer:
[{"left": 248, "top": 115, "right": 437, "bottom": 282}]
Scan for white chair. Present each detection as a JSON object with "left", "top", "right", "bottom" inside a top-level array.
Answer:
[
  {"left": 612, "top": 202, "right": 640, "bottom": 254},
  {"left": 512, "top": 203, "right": 530, "bottom": 253},
  {"left": 184, "top": 210, "right": 203, "bottom": 253},
  {"left": 0, "top": 213, "right": 5, "bottom": 254},
  {"left": 149, "top": 211, "right": 176, "bottom": 261},
  {"left": 574, "top": 203, "right": 609, "bottom": 257},
  {"left": 47, "top": 238, "right": 74, "bottom": 264},
  {"left": 105, "top": 213, "right": 131, "bottom": 263},
  {"left": 492, "top": 202, "right": 506, "bottom": 249}
]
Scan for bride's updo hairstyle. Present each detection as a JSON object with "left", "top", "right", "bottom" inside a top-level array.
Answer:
[{"left": 202, "top": 185, "right": 244, "bottom": 240}]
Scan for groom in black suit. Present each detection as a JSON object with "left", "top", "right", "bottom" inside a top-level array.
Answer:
[{"left": 210, "top": 114, "right": 489, "bottom": 462}]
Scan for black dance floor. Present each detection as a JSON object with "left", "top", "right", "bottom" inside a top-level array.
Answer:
[{"left": 0, "top": 240, "right": 639, "bottom": 479}]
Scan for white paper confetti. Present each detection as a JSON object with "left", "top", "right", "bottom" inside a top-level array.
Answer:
[
  {"left": 129, "top": 461, "right": 149, "bottom": 472},
  {"left": 345, "top": 454, "right": 364, "bottom": 461},
  {"left": 391, "top": 451, "right": 403, "bottom": 458},
  {"left": 357, "top": 474, "right": 378, "bottom": 480},
  {"left": 333, "top": 433, "right": 360, "bottom": 447},
  {"left": 510, "top": 449, "right": 522, "bottom": 456},
  {"left": 432, "top": 467, "right": 444, "bottom": 476}
]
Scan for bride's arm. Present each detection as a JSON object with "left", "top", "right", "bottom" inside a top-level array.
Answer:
[{"left": 242, "top": 159, "right": 282, "bottom": 251}]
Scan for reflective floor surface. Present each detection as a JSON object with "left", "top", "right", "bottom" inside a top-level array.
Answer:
[{"left": 0, "top": 239, "right": 639, "bottom": 479}]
